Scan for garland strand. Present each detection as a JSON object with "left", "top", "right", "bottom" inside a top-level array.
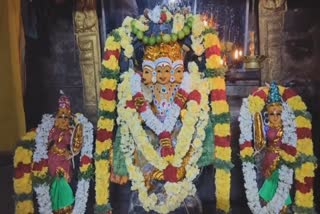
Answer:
[{"left": 13, "top": 131, "right": 36, "bottom": 213}]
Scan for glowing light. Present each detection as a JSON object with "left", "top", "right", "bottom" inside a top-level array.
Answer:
[{"left": 234, "top": 49, "right": 239, "bottom": 60}]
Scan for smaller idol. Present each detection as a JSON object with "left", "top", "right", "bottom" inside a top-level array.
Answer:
[
  {"left": 13, "top": 91, "right": 93, "bottom": 214},
  {"left": 254, "top": 82, "right": 292, "bottom": 211},
  {"left": 47, "top": 93, "right": 83, "bottom": 213},
  {"left": 239, "top": 81, "right": 316, "bottom": 214}
]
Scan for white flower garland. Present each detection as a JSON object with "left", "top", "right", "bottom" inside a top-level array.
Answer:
[
  {"left": 239, "top": 99, "right": 296, "bottom": 214},
  {"left": 33, "top": 113, "right": 93, "bottom": 214},
  {"left": 117, "top": 69, "right": 209, "bottom": 213},
  {"left": 33, "top": 114, "right": 55, "bottom": 214},
  {"left": 72, "top": 113, "right": 93, "bottom": 214},
  {"left": 130, "top": 72, "right": 191, "bottom": 136},
  {"left": 281, "top": 102, "right": 297, "bottom": 148},
  {"left": 120, "top": 100, "right": 207, "bottom": 214},
  {"left": 123, "top": 71, "right": 204, "bottom": 169}
]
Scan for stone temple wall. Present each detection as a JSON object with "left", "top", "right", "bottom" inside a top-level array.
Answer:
[{"left": 23, "top": 0, "right": 83, "bottom": 129}]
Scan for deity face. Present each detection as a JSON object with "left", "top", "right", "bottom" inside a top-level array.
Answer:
[
  {"left": 142, "top": 65, "right": 154, "bottom": 85},
  {"left": 55, "top": 108, "right": 71, "bottom": 130},
  {"left": 267, "top": 104, "right": 282, "bottom": 128},
  {"left": 156, "top": 63, "right": 171, "bottom": 85},
  {"left": 173, "top": 64, "right": 184, "bottom": 84}
]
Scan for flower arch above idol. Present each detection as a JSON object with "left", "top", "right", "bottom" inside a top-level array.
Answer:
[
  {"left": 13, "top": 92, "right": 94, "bottom": 214},
  {"left": 95, "top": 5, "right": 232, "bottom": 214},
  {"left": 238, "top": 82, "right": 316, "bottom": 214}
]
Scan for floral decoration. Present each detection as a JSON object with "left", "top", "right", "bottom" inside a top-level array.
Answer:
[
  {"left": 116, "top": 68, "right": 209, "bottom": 213},
  {"left": 96, "top": 5, "right": 232, "bottom": 214},
  {"left": 239, "top": 86, "right": 317, "bottom": 213},
  {"left": 13, "top": 130, "right": 36, "bottom": 214},
  {"left": 32, "top": 114, "right": 93, "bottom": 214}
]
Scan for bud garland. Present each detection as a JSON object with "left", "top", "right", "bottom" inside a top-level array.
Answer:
[
  {"left": 96, "top": 5, "right": 231, "bottom": 213},
  {"left": 239, "top": 85, "right": 317, "bottom": 213},
  {"left": 13, "top": 114, "right": 94, "bottom": 214}
]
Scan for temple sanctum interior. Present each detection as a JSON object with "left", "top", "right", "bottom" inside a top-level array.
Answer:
[{"left": 0, "top": 0, "right": 319, "bottom": 213}]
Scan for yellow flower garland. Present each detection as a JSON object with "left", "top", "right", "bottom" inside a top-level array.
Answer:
[
  {"left": 13, "top": 131, "right": 35, "bottom": 214},
  {"left": 209, "top": 76, "right": 231, "bottom": 213},
  {"left": 102, "top": 56, "right": 120, "bottom": 71},
  {"left": 96, "top": 14, "right": 232, "bottom": 213},
  {"left": 203, "top": 33, "right": 220, "bottom": 49},
  {"left": 246, "top": 86, "right": 316, "bottom": 211},
  {"left": 118, "top": 85, "right": 208, "bottom": 213}
]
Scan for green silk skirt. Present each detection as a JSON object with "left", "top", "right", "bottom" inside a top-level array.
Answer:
[
  {"left": 50, "top": 176, "right": 75, "bottom": 211},
  {"left": 259, "top": 169, "right": 292, "bottom": 205}
]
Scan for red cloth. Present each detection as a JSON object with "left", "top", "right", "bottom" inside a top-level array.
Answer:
[
  {"left": 262, "top": 127, "right": 282, "bottom": 178},
  {"left": 163, "top": 165, "right": 178, "bottom": 182},
  {"left": 47, "top": 127, "right": 73, "bottom": 182}
]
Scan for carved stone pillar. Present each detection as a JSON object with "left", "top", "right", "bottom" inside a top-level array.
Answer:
[
  {"left": 258, "top": 0, "right": 287, "bottom": 82},
  {"left": 74, "top": 0, "right": 101, "bottom": 122}
]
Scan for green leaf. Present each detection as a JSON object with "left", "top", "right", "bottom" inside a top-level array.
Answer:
[
  {"left": 94, "top": 204, "right": 112, "bottom": 214},
  {"left": 98, "top": 111, "right": 116, "bottom": 120},
  {"left": 101, "top": 67, "right": 120, "bottom": 79},
  {"left": 294, "top": 110, "right": 312, "bottom": 120},
  {"left": 78, "top": 164, "right": 94, "bottom": 180},
  {"left": 94, "top": 151, "right": 110, "bottom": 161},
  {"left": 210, "top": 113, "right": 231, "bottom": 124},
  {"left": 213, "top": 159, "right": 234, "bottom": 170},
  {"left": 204, "top": 68, "right": 226, "bottom": 78},
  {"left": 14, "top": 193, "right": 33, "bottom": 202}
]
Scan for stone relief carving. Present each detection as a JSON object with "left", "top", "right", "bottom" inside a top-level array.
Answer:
[
  {"left": 74, "top": 0, "right": 101, "bottom": 122},
  {"left": 258, "top": 0, "right": 287, "bottom": 82},
  {"left": 261, "top": 0, "right": 286, "bottom": 10}
]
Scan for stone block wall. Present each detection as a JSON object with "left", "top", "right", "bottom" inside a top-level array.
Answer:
[{"left": 23, "top": 1, "right": 83, "bottom": 129}]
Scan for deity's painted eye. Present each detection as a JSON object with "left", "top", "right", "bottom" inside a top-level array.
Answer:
[
  {"left": 166, "top": 70, "right": 169, "bottom": 73},
  {"left": 58, "top": 115, "right": 69, "bottom": 119},
  {"left": 269, "top": 112, "right": 281, "bottom": 116}
]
